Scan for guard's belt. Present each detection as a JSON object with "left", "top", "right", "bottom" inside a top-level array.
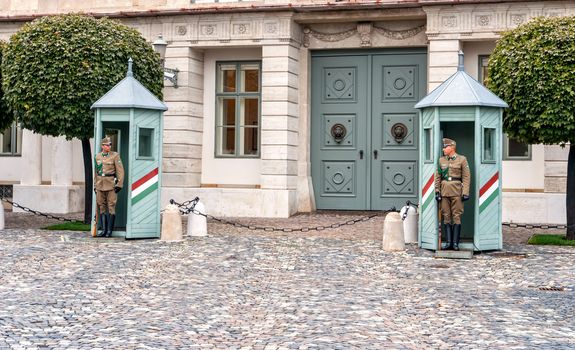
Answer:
[
  {"left": 444, "top": 177, "right": 462, "bottom": 181},
  {"left": 99, "top": 173, "right": 116, "bottom": 177}
]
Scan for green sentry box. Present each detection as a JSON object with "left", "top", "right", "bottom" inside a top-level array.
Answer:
[
  {"left": 415, "top": 52, "right": 508, "bottom": 252},
  {"left": 90, "top": 59, "right": 168, "bottom": 239}
]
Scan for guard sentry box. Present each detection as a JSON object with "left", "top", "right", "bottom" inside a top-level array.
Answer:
[
  {"left": 91, "top": 59, "right": 167, "bottom": 239},
  {"left": 415, "top": 52, "right": 508, "bottom": 251}
]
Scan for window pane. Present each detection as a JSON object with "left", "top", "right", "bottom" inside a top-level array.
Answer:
[
  {"left": 241, "top": 64, "right": 259, "bottom": 92},
  {"left": 479, "top": 56, "right": 490, "bottom": 85},
  {"left": 138, "top": 128, "right": 153, "bottom": 158},
  {"left": 218, "top": 64, "right": 236, "bottom": 92},
  {"left": 242, "top": 127, "right": 258, "bottom": 156},
  {"left": 1, "top": 127, "right": 10, "bottom": 153},
  {"left": 508, "top": 138, "right": 529, "bottom": 158},
  {"left": 241, "top": 98, "right": 259, "bottom": 126},
  {"left": 424, "top": 128, "right": 432, "bottom": 162},
  {"left": 217, "top": 126, "right": 236, "bottom": 155},
  {"left": 218, "top": 98, "right": 236, "bottom": 126},
  {"left": 483, "top": 128, "right": 495, "bottom": 162}
]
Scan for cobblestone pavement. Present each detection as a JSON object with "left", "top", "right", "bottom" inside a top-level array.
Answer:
[{"left": 1, "top": 211, "right": 574, "bottom": 349}]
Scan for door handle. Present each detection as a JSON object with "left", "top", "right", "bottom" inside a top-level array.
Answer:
[
  {"left": 359, "top": 150, "right": 364, "bottom": 159},
  {"left": 373, "top": 150, "right": 378, "bottom": 159}
]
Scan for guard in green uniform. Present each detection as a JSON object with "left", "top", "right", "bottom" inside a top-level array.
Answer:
[
  {"left": 94, "top": 137, "right": 124, "bottom": 237},
  {"left": 434, "top": 138, "right": 470, "bottom": 250}
]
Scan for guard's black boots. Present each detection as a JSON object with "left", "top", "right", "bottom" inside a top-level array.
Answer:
[
  {"left": 453, "top": 224, "right": 461, "bottom": 251},
  {"left": 106, "top": 214, "right": 116, "bottom": 238},
  {"left": 442, "top": 224, "right": 453, "bottom": 250},
  {"left": 97, "top": 213, "right": 107, "bottom": 237}
]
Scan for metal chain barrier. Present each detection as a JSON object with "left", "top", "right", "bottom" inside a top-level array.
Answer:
[
  {"left": 0, "top": 196, "right": 77, "bottom": 223},
  {"left": 2, "top": 194, "right": 573, "bottom": 231},
  {"left": 170, "top": 198, "right": 388, "bottom": 233},
  {"left": 397, "top": 200, "right": 571, "bottom": 230},
  {"left": 502, "top": 222, "right": 573, "bottom": 230}
]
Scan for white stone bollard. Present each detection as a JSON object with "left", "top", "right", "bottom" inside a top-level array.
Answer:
[
  {"left": 0, "top": 202, "right": 4, "bottom": 230},
  {"left": 382, "top": 212, "right": 405, "bottom": 251},
  {"left": 161, "top": 204, "right": 183, "bottom": 241},
  {"left": 188, "top": 201, "right": 208, "bottom": 237},
  {"left": 400, "top": 205, "right": 419, "bottom": 244}
]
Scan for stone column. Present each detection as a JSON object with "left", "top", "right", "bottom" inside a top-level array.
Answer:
[
  {"left": 260, "top": 43, "right": 300, "bottom": 215},
  {"left": 428, "top": 39, "right": 461, "bottom": 92},
  {"left": 162, "top": 45, "right": 204, "bottom": 189},
  {"left": 51, "top": 136, "right": 73, "bottom": 186},
  {"left": 296, "top": 45, "right": 315, "bottom": 212},
  {"left": 20, "top": 129, "right": 42, "bottom": 185}
]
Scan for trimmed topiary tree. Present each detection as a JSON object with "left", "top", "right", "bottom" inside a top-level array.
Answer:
[
  {"left": 487, "top": 16, "right": 575, "bottom": 239},
  {"left": 2, "top": 14, "right": 163, "bottom": 223}
]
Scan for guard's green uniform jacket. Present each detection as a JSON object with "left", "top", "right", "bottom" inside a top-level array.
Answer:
[
  {"left": 94, "top": 151, "right": 124, "bottom": 214},
  {"left": 434, "top": 153, "right": 471, "bottom": 225},
  {"left": 94, "top": 152, "right": 124, "bottom": 191}
]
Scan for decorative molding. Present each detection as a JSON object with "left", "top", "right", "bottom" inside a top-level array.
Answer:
[
  {"left": 477, "top": 15, "right": 491, "bottom": 27},
  {"left": 176, "top": 25, "right": 187, "bottom": 36},
  {"left": 303, "top": 23, "right": 425, "bottom": 48},
  {"left": 200, "top": 24, "right": 217, "bottom": 36},
  {"left": 233, "top": 23, "right": 250, "bottom": 35},
  {"left": 425, "top": 2, "right": 575, "bottom": 35},
  {"left": 302, "top": 26, "right": 356, "bottom": 47},
  {"left": 264, "top": 22, "right": 278, "bottom": 34},
  {"left": 357, "top": 22, "right": 372, "bottom": 47},
  {"left": 372, "top": 24, "right": 426, "bottom": 40},
  {"left": 510, "top": 14, "right": 526, "bottom": 26},
  {"left": 442, "top": 16, "right": 457, "bottom": 28}
]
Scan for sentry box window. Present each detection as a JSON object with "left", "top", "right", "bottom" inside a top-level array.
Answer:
[
  {"left": 482, "top": 127, "right": 496, "bottom": 163},
  {"left": 424, "top": 127, "right": 433, "bottom": 163},
  {"left": 138, "top": 127, "right": 154, "bottom": 159}
]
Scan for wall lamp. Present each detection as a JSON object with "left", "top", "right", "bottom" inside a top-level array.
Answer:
[{"left": 152, "top": 34, "right": 179, "bottom": 88}]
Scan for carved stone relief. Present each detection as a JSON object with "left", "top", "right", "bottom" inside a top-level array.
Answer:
[
  {"left": 442, "top": 16, "right": 457, "bottom": 28},
  {"left": 510, "top": 14, "right": 526, "bottom": 26},
  {"left": 233, "top": 23, "right": 250, "bottom": 36},
  {"left": 476, "top": 15, "right": 491, "bottom": 27},
  {"left": 303, "top": 23, "right": 425, "bottom": 48}
]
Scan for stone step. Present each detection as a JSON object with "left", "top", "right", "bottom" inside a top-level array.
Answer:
[{"left": 435, "top": 249, "right": 474, "bottom": 259}]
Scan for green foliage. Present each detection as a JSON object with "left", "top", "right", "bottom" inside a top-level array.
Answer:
[
  {"left": 1, "top": 14, "right": 163, "bottom": 139},
  {"left": 528, "top": 234, "right": 575, "bottom": 246},
  {"left": 487, "top": 16, "right": 575, "bottom": 145},
  {"left": 0, "top": 40, "right": 13, "bottom": 131}
]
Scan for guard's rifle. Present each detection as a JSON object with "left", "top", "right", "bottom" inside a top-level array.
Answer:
[
  {"left": 92, "top": 205, "right": 99, "bottom": 237},
  {"left": 437, "top": 200, "right": 442, "bottom": 251}
]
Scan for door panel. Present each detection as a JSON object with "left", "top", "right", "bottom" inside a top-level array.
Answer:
[
  {"left": 311, "top": 56, "right": 368, "bottom": 210},
  {"left": 371, "top": 54, "right": 427, "bottom": 210},
  {"left": 312, "top": 50, "right": 426, "bottom": 210}
]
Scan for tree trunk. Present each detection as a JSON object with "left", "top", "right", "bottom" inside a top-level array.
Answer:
[
  {"left": 82, "top": 138, "right": 93, "bottom": 224},
  {"left": 567, "top": 144, "right": 575, "bottom": 240}
]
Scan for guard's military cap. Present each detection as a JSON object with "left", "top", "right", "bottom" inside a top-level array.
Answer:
[
  {"left": 442, "top": 138, "right": 456, "bottom": 148},
  {"left": 101, "top": 137, "right": 112, "bottom": 146}
]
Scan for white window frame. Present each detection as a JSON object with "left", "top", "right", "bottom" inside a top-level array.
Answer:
[
  {"left": 0, "top": 122, "right": 22, "bottom": 156},
  {"left": 215, "top": 61, "right": 261, "bottom": 158}
]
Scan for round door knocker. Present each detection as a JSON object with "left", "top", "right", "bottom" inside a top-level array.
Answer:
[
  {"left": 391, "top": 123, "right": 408, "bottom": 143},
  {"left": 330, "top": 123, "right": 347, "bottom": 143}
]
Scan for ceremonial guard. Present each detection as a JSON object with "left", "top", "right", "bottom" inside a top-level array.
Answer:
[
  {"left": 94, "top": 137, "right": 124, "bottom": 237},
  {"left": 434, "top": 138, "right": 471, "bottom": 250}
]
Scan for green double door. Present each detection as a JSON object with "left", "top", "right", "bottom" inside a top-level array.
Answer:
[{"left": 311, "top": 50, "right": 427, "bottom": 210}]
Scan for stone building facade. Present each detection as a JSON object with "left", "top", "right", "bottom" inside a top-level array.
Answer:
[{"left": 0, "top": 0, "right": 570, "bottom": 223}]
